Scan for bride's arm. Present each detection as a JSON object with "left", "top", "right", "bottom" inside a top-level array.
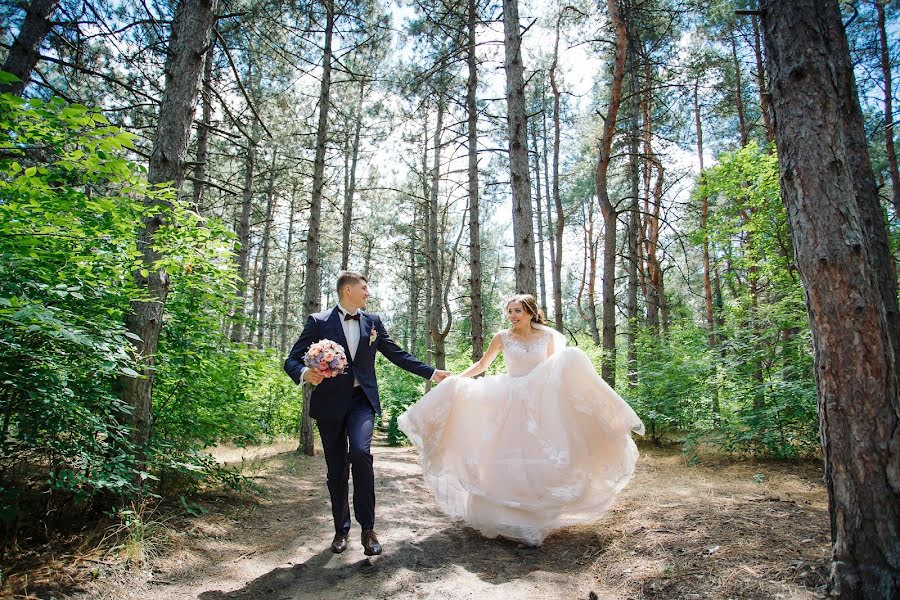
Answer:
[{"left": 458, "top": 333, "right": 503, "bottom": 378}]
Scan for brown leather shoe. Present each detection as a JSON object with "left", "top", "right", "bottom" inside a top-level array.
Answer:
[
  {"left": 361, "top": 529, "right": 382, "bottom": 556},
  {"left": 331, "top": 532, "right": 348, "bottom": 554}
]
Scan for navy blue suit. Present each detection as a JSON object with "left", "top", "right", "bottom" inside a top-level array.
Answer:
[{"left": 284, "top": 306, "right": 435, "bottom": 533}]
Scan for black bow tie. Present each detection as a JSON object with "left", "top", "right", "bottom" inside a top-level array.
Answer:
[{"left": 343, "top": 312, "right": 360, "bottom": 321}]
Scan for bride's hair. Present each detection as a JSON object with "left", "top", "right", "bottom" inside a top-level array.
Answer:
[{"left": 504, "top": 293, "right": 546, "bottom": 325}]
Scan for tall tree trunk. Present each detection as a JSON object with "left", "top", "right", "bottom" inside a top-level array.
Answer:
[
  {"left": 231, "top": 138, "right": 256, "bottom": 343},
  {"left": 280, "top": 185, "right": 297, "bottom": 355},
  {"left": 651, "top": 166, "right": 668, "bottom": 334},
  {"left": 876, "top": 0, "right": 900, "bottom": 220},
  {"left": 467, "top": 0, "right": 485, "bottom": 361},
  {"left": 595, "top": 0, "right": 628, "bottom": 387},
  {"left": 577, "top": 199, "right": 601, "bottom": 345},
  {"left": 641, "top": 59, "right": 660, "bottom": 333},
  {"left": 751, "top": 14, "right": 774, "bottom": 145},
  {"left": 192, "top": 43, "right": 214, "bottom": 212},
  {"left": 541, "top": 86, "right": 559, "bottom": 328},
  {"left": 341, "top": 76, "right": 366, "bottom": 270},
  {"left": 694, "top": 80, "right": 720, "bottom": 419},
  {"left": 121, "top": 0, "right": 218, "bottom": 471},
  {"left": 256, "top": 150, "right": 277, "bottom": 348},
  {"left": 625, "top": 41, "right": 641, "bottom": 387},
  {"left": 502, "top": 0, "right": 536, "bottom": 296},
  {"left": 532, "top": 121, "right": 548, "bottom": 316},
  {"left": 427, "top": 85, "right": 446, "bottom": 370},
  {"left": 409, "top": 207, "right": 420, "bottom": 354},
  {"left": 247, "top": 243, "right": 262, "bottom": 343},
  {"left": 0, "top": 0, "right": 59, "bottom": 96},
  {"left": 421, "top": 111, "right": 433, "bottom": 378},
  {"left": 550, "top": 17, "right": 565, "bottom": 330},
  {"left": 300, "top": 0, "right": 335, "bottom": 458},
  {"left": 761, "top": 1, "right": 900, "bottom": 596},
  {"left": 730, "top": 28, "right": 749, "bottom": 148},
  {"left": 362, "top": 235, "right": 374, "bottom": 278}
]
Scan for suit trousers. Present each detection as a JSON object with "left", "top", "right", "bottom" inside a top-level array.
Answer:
[{"left": 316, "top": 387, "right": 376, "bottom": 533}]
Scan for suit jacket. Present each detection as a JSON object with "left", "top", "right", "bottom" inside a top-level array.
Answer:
[{"left": 284, "top": 306, "right": 435, "bottom": 420}]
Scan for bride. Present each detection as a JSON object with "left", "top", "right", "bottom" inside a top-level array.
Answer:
[{"left": 398, "top": 294, "right": 645, "bottom": 547}]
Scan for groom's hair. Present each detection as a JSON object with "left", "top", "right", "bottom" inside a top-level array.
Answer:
[{"left": 336, "top": 270, "right": 368, "bottom": 298}]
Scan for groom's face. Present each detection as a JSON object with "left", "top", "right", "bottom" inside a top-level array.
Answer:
[{"left": 344, "top": 280, "right": 369, "bottom": 310}]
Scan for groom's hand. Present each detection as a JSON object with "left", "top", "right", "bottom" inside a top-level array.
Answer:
[
  {"left": 303, "top": 369, "right": 325, "bottom": 385},
  {"left": 432, "top": 369, "right": 451, "bottom": 383}
]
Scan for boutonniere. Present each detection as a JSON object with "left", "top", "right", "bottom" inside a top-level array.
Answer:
[{"left": 369, "top": 327, "right": 378, "bottom": 343}]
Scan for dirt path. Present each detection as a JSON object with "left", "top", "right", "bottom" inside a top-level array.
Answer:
[{"left": 79, "top": 440, "right": 830, "bottom": 600}]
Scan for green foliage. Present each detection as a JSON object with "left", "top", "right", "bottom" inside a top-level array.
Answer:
[
  {"left": 376, "top": 355, "right": 428, "bottom": 445},
  {"left": 678, "top": 141, "right": 820, "bottom": 458},
  {"left": 0, "top": 93, "right": 159, "bottom": 511},
  {"left": 0, "top": 90, "right": 302, "bottom": 537},
  {"left": 627, "top": 324, "right": 713, "bottom": 444}
]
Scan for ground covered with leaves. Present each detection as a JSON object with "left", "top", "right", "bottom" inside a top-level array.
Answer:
[{"left": 3, "top": 441, "right": 830, "bottom": 600}]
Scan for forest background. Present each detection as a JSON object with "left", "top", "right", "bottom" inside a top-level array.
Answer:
[{"left": 0, "top": 0, "right": 897, "bottom": 591}]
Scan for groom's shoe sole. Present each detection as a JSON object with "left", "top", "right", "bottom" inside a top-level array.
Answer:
[{"left": 331, "top": 534, "right": 348, "bottom": 554}]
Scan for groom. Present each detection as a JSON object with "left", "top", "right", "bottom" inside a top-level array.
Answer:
[{"left": 284, "top": 270, "right": 450, "bottom": 556}]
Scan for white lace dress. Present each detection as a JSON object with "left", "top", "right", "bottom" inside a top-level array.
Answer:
[{"left": 398, "top": 328, "right": 644, "bottom": 546}]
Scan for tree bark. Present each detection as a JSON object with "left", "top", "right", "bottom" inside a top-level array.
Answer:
[
  {"left": 875, "top": 0, "right": 900, "bottom": 220},
  {"left": 502, "top": 0, "right": 536, "bottom": 296},
  {"left": 577, "top": 199, "right": 601, "bottom": 345},
  {"left": 761, "top": 1, "right": 900, "bottom": 595},
  {"left": 341, "top": 76, "right": 366, "bottom": 270},
  {"left": 467, "top": 0, "right": 485, "bottom": 362},
  {"left": 541, "top": 86, "right": 560, "bottom": 328},
  {"left": 531, "top": 121, "right": 548, "bottom": 317},
  {"left": 230, "top": 138, "right": 256, "bottom": 343},
  {"left": 300, "top": 0, "right": 335, "bottom": 457},
  {"left": 694, "top": 80, "right": 720, "bottom": 419},
  {"left": 192, "top": 43, "right": 214, "bottom": 212},
  {"left": 121, "top": 0, "right": 218, "bottom": 470},
  {"left": 625, "top": 39, "right": 641, "bottom": 386},
  {"left": 427, "top": 84, "right": 446, "bottom": 370},
  {"left": 751, "top": 14, "right": 774, "bottom": 145},
  {"left": 280, "top": 185, "right": 297, "bottom": 355},
  {"left": 256, "top": 150, "right": 277, "bottom": 348},
  {"left": 595, "top": 0, "right": 628, "bottom": 386},
  {"left": 550, "top": 16, "right": 564, "bottom": 330},
  {"left": 247, "top": 243, "right": 262, "bottom": 343},
  {"left": 409, "top": 206, "right": 420, "bottom": 354},
  {"left": 730, "top": 28, "right": 749, "bottom": 148},
  {"left": 0, "top": 0, "right": 59, "bottom": 96}
]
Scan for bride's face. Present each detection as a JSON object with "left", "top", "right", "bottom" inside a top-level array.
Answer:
[{"left": 507, "top": 302, "right": 533, "bottom": 327}]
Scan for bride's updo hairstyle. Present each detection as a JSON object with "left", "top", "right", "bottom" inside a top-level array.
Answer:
[{"left": 505, "top": 293, "right": 546, "bottom": 326}]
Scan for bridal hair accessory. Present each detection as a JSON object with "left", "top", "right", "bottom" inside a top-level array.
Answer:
[{"left": 303, "top": 339, "right": 348, "bottom": 378}]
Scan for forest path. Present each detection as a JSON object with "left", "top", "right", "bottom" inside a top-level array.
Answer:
[{"left": 83, "top": 441, "right": 830, "bottom": 600}]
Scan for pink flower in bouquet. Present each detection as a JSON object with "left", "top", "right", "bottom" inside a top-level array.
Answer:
[{"left": 303, "top": 339, "right": 348, "bottom": 379}]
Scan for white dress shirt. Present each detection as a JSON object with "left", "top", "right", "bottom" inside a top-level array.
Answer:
[{"left": 337, "top": 303, "right": 362, "bottom": 387}]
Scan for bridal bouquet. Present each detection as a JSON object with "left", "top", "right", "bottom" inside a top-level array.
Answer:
[{"left": 303, "top": 339, "right": 348, "bottom": 378}]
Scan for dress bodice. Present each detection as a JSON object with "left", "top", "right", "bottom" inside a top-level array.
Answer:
[{"left": 501, "top": 329, "right": 551, "bottom": 377}]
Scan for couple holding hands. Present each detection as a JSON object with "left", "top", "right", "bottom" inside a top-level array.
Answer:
[{"left": 284, "top": 270, "right": 643, "bottom": 556}]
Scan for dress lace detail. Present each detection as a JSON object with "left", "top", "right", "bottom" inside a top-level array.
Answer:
[
  {"left": 500, "top": 329, "right": 551, "bottom": 377},
  {"left": 397, "top": 332, "right": 644, "bottom": 547}
]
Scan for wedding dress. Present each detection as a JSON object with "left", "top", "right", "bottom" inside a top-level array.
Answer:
[{"left": 398, "top": 325, "right": 644, "bottom": 546}]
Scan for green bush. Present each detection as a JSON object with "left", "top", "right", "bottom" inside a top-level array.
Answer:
[{"left": 0, "top": 87, "right": 302, "bottom": 536}]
